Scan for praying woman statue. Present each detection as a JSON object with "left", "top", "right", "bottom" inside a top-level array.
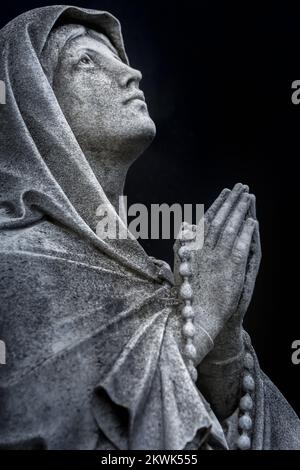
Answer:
[{"left": 0, "top": 5, "right": 299, "bottom": 450}]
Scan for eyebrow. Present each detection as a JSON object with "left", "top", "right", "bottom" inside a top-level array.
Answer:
[
  {"left": 67, "top": 29, "right": 120, "bottom": 59},
  {"left": 66, "top": 27, "right": 87, "bottom": 44},
  {"left": 87, "top": 30, "right": 119, "bottom": 56}
]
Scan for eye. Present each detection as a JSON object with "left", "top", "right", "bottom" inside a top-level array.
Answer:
[{"left": 78, "top": 54, "right": 94, "bottom": 66}]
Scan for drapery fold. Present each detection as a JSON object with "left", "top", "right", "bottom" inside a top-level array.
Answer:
[
  {"left": 1, "top": 5, "right": 298, "bottom": 451},
  {"left": 0, "top": 219, "right": 227, "bottom": 449},
  {"left": 244, "top": 333, "right": 300, "bottom": 450},
  {"left": 0, "top": 6, "right": 226, "bottom": 450}
]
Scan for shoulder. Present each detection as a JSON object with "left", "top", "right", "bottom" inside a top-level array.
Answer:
[
  {"left": 0, "top": 218, "right": 77, "bottom": 254},
  {"left": 0, "top": 218, "right": 101, "bottom": 265},
  {"left": 0, "top": 219, "right": 89, "bottom": 296}
]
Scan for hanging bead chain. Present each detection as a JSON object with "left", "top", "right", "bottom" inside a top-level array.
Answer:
[
  {"left": 236, "top": 349, "right": 255, "bottom": 450},
  {"left": 177, "top": 225, "right": 256, "bottom": 450},
  {"left": 177, "top": 228, "right": 198, "bottom": 383}
]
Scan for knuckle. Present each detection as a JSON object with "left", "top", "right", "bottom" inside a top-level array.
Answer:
[
  {"left": 236, "top": 241, "right": 247, "bottom": 252},
  {"left": 236, "top": 202, "right": 248, "bottom": 214},
  {"left": 224, "top": 225, "right": 235, "bottom": 236},
  {"left": 222, "top": 201, "right": 231, "bottom": 211},
  {"left": 211, "top": 219, "right": 220, "bottom": 231},
  {"left": 232, "top": 252, "right": 244, "bottom": 264}
]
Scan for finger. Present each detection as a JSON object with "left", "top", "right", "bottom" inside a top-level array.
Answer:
[
  {"left": 246, "top": 193, "right": 261, "bottom": 272},
  {"left": 207, "top": 182, "right": 249, "bottom": 247},
  {"left": 205, "top": 188, "right": 231, "bottom": 224},
  {"left": 245, "top": 194, "right": 261, "bottom": 274},
  {"left": 204, "top": 188, "right": 230, "bottom": 237},
  {"left": 218, "top": 193, "right": 251, "bottom": 252},
  {"left": 232, "top": 217, "right": 257, "bottom": 264},
  {"left": 237, "top": 222, "right": 261, "bottom": 312},
  {"left": 244, "top": 224, "right": 261, "bottom": 281},
  {"left": 250, "top": 221, "right": 262, "bottom": 271},
  {"left": 247, "top": 194, "right": 257, "bottom": 220}
]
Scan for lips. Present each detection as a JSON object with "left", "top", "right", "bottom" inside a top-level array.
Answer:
[{"left": 124, "top": 91, "right": 145, "bottom": 104}]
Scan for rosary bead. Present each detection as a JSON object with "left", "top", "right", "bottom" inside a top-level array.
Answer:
[
  {"left": 236, "top": 350, "right": 255, "bottom": 450},
  {"left": 182, "top": 305, "right": 195, "bottom": 319},
  {"left": 180, "top": 229, "right": 195, "bottom": 241},
  {"left": 240, "top": 393, "right": 253, "bottom": 412},
  {"left": 182, "top": 320, "right": 195, "bottom": 338},
  {"left": 244, "top": 352, "right": 254, "bottom": 370},
  {"left": 187, "top": 363, "right": 198, "bottom": 382},
  {"left": 184, "top": 343, "right": 197, "bottom": 360},
  {"left": 239, "top": 414, "right": 252, "bottom": 431},
  {"left": 178, "top": 245, "right": 191, "bottom": 260},
  {"left": 237, "top": 434, "right": 251, "bottom": 450},
  {"left": 180, "top": 281, "right": 193, "bottom": 301},
  {"left": 243, "top": 374, "right": 255, "bottom": 392},
  {"left": 179, "top": 261, "right": 192, "bottom": 277}
]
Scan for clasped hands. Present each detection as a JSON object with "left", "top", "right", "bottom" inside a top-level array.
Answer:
[{"left": 174, "top": 183, "right": 261, "bottom": 368}]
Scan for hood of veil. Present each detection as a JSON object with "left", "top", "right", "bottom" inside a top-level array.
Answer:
[
  {"left": 0, "top": 5, "right": 160, "bottom": 282},
  {"left": 0, "top": 8, "right": 231, "bottom": 451}
]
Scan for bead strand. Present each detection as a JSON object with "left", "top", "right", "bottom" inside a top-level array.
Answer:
[
  {"left": 237, "top": 350, "right": 255, "bottom": 450},
  {"left": 178, "top": 229, "right": 198, "bottom": 383}
]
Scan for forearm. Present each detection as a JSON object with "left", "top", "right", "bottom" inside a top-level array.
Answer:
[{"left": 196, "top": 323, "right": 244, "bottom": 421}]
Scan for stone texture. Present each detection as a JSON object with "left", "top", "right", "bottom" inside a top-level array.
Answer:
[{"left": 0, "top": 5, "right": 299, "bottom": 450}]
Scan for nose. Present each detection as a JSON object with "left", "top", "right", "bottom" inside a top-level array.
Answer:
[{"left": 119, "top": 64, "right": 142, "bottom": 89}]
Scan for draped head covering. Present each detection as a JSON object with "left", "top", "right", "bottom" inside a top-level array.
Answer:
[
  {"left": 0, "top": 4, "right": 158, "bottom": 280},
  {"left": 0, "top": 6, "right": 227, "bottom": 450},
  {"left": 40, "top": 23, "right": 116, "bottom": 86}
]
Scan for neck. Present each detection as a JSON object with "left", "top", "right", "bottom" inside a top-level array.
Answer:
[{"left": 84, "top": 149, "right": 132, "bottom": 222}]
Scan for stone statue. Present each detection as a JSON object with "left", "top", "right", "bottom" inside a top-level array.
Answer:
[{"left": 0, "top": 5, "right": 299, "bottom": 450}]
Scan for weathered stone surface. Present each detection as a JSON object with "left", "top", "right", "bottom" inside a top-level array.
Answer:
[{"left": 0, "top": 5, "right": 299, "bottom": 450}]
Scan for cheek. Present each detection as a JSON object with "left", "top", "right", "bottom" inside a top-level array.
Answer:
[
  {"left": 53, "top": 68, "right": 125, "bottom": 136},
  {"left": 57, "top": 69, "right": 115, "bottom": 106},
  {"left": 76, "top": 72, "right": 118, "bottom": 107}
]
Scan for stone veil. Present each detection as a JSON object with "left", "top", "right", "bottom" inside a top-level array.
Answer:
[{"left": 0, "top": 5, "right": 299, "bottom": 450}]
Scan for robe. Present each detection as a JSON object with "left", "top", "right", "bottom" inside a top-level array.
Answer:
[{"left": 0, "top": 5, "right": 299, "bottom": 450}]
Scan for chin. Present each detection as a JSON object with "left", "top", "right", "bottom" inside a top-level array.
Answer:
[
  {"left": 122, "top": 115, "right": 156, "bottom": 152},
  {"left": 137, "top": 115, "right": 156, "bottom": 142}
]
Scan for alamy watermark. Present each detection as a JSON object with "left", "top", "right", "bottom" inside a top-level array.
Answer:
[
  {"left": 0, "top": 80, "right": 5, "bottom": 104},
  {"left": 95, "top": 196, "right": 204, "bottom": 249},
  {"left": 0, "top": 340, "right": 6, "bottom": 365},
  {"left": 291, "top": 340, "right": 300, "bottom": 365},
  {"left": 291, "top": 80, "right": 300, "bottom": 105}
]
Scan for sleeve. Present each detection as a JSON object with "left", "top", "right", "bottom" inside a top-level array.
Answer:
[{"left": 243, "top": 331, "right": 300, "bottom": 450}]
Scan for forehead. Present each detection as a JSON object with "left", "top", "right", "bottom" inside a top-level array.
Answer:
[{"left": 65, "top": 27, "right": 119, "bottom": 56}]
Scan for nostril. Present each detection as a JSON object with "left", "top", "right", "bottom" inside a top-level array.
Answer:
[
  {"left": 120, "top": 67, "right": 142, "bottom": 88},
  {"left": 134, "top": 69, "right": 142, "bottom": 82}
]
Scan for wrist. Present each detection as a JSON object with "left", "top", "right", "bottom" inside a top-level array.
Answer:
[
  {"left": 198, "top": 347, "right": 245, "bottom": 376},
  {"left": 203, "top": 322, "right": 243, "bottom": 363},
  {"left": 190, "top": 303, "right": 235, "bottom": 366},
  {"left": 192, "top": 314, "right": 215, "bottom": 366}
]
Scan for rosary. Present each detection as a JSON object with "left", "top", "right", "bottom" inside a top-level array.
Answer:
[{"left": 177, "top": 230, "right": 255, "bottom": 450}]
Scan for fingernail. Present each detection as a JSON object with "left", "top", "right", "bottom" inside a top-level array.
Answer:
[{"left": 221, "top": 188, "right": 230, "bottom": 196}]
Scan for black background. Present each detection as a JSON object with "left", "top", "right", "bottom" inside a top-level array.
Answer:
[{"left": 1, "top": 1, "right": 299, "bottom": 415}]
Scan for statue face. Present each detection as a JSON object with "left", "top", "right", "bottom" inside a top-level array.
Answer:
[{"left": 52, "top": 26, "right": 156, "bottom": 155}]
